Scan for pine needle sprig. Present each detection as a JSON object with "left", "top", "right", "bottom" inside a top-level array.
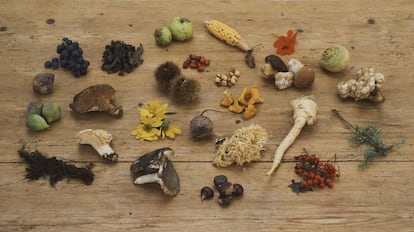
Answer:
[{"left": 331, "top": 108, "right": 405, "bottom": 169}]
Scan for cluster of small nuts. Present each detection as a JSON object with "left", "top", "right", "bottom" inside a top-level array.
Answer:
[
  {"left": 214, "top": 68, "right": 241, "bottom": 87},
  {"left": 182, "top": 54, "right": 210, "bottom": 72},
  {"left": 200, "top": 175, "right": 244, "bottom": 207}
]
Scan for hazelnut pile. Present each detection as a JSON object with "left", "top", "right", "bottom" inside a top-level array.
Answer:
[
  {"left": 214, "top": 68, "right": 241, "bottom": 87},
  {"left": 200, "top": 175, "right": 244, "bottom": 207},
  {"left": 182, "top": 54, "right": 210, "bottom": 72}
]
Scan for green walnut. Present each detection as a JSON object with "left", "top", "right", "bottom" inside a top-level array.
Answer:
[
  {"left": 26, "top": 114, "right": 50, "bottom": 131},
  {"left": 154, "top": 26, "right": 173, "bottom": 46},
  {"left": 41, "top": 102, "right": 62, "bottom": 124},
  {"left": 168, "top": 16, "right": 193, "bottom": 41}
]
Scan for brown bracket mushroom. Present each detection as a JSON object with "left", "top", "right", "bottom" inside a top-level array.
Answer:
[
  {"left": 76, "top": 129, "right": 118, "bottom": 161},
  {"left": 130, "top": 147, "right": 180, "bottom": 197},
  {"left": 69, "top": 84, "right": 123, "bottom": 118}
]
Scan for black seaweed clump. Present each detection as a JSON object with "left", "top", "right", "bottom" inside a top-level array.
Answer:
[
  {"left": 18, "top": 146, "right": 94, "bottom": 187},
  {"left": 101, "top": 40, "right": 144, "bottom": 76}
]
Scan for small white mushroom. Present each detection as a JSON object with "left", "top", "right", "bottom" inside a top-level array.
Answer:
[
  {"left": 274, "top": 72, "right": 294, "bottom": 90},
  {"left": 76, "top": 129, "right": 118, "bottom": 161}
]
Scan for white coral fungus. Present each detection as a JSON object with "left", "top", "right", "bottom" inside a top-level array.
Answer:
[
  {"left": 336, "top": 67, "right": 385, "bottom": 103},
  {"left": 213, "top": 124, "right": 268, "bottom": 168}
]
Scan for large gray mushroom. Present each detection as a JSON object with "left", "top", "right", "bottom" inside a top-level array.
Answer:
[
  {"left": 130, "top": 147, "right": 180, "bottom": 197},
  {"left": 69, "top": 84, "right": 123, "bottom": 118}
]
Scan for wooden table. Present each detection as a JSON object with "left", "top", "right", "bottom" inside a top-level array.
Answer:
[{"left": 1, "top": 0, "right": 413, "bottom": 231}]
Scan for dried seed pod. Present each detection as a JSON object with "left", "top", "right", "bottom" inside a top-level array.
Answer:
[
  {"left": 200, "top": 186, "right": 214, "bottom": 200},
  {"left": 218, "top": 195, "right": 232, "bottom": 206},
  {"left": 213, "top": 175, "right": 228, "bottom": 188},
  {"left": 32, "top": 73, "right": 54, "bottom": 94},
  {"left": 218, "top": 181, "right": 233, "bottom": 197},
  {"left": 154, "top": 61, "right": 181, "bottom": 90},
  {"left": 190, "top": 110, "right": 214, "bottom": 139},
  {"left": 232, "top": 183, "right": 244, "bottom": 196},
  {"left": 171, "top": 76, "right": 200, "bottom": 104}
]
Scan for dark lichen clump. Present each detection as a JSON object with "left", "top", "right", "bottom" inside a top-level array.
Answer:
[
  {"left": 18, "top": 146, "right": 94, "bottom": 187},
  {"left": 101, "top": 40, "right": 144, "bottom": 76}
]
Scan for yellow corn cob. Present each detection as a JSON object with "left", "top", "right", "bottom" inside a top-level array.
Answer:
[{"left": 205, "top": 20, "right": 250, "bottom": 51}]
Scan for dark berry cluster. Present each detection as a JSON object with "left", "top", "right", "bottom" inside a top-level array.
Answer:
[
  {"left": 44, "top": 38, "right": 89, "bottom": 77},
  {"left": 289, "top": 153, "right": 340, "bottom": 193},
  {"left": 200, "top": 175, "right": 244, "bottom": 207}
]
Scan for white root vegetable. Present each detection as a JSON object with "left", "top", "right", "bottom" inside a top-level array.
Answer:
[{"left": 267, "top": 96, "right": 318, "bottom": 175}]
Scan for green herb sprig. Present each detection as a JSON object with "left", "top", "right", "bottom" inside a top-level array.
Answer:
[{"left": 331, "top": 108, "right": 405, "bottom": 169}]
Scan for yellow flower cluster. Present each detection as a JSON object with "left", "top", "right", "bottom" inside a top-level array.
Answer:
[{"left": 131, "top": 100, "right": 182, "bottom": 141}]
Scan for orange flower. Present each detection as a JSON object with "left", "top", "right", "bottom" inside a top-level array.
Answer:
[{"left": 273, "top": 29, "right": 297, "bottom": 55}]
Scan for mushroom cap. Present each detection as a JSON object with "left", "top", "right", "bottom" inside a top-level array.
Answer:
[
  {"left": 293, "top": 67, "right": 315, "bottom": 89},
  {"left": 76, "top": 129, "right": 118, "bottom": 161},
  {"left": 131, "top": 147, "right": 180, "bottom": 196},
  {"left": 264, "top": 55, "right": 288, "bottom": 72},
  {"left": 69, "top": 84, "right": 123, "bottom": 118}
]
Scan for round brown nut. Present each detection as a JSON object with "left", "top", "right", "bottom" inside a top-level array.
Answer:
[{"left": 293, "top": 67, "right": 315, "bottom": 89}]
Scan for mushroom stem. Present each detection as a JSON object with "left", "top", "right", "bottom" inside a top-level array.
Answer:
[
  {"left": 76, "top": 129, "right": 118, "bottom": 161},
  {"left": 134, "top": 173, "right": 160, "bottom": 185}
]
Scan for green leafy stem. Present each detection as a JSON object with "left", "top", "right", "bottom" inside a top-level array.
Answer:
[{"left": 331, "top": 108, "right": 405, "bottom": 169}]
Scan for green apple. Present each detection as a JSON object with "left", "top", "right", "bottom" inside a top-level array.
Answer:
[
  {"left": 168, "top": 16, "right": 193, "bottom": 41},
  {"left": 154, "top": 26, "right": 173, "bottom": 46}
]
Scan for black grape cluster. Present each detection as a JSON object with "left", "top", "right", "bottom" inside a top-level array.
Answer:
[{"left": 44, "top": 38, "right": 89, "bottom": 77}]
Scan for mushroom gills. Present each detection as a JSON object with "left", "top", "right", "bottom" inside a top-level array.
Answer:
[{"left": 131, "top": 147, "right": 180, "bottom": 197}]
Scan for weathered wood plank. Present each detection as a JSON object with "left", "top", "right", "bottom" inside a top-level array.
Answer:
[{"left": 1, "top": 0, "right": 413, "bottom": 231}]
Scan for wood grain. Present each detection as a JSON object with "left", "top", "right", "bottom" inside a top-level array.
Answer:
[{"left": 0, "top": 0, "right": 413, "bottom": 231}]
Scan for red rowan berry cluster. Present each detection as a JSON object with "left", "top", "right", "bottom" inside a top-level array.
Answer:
[
  {"left": 182, "top": 54, "right": 210, "bottom": 72},
  {"left": 293, "top": 153, "right": 340, "bottom": 190}
]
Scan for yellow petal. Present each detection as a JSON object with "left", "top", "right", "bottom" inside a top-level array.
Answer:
[{"left": 163, "top": 125, "right": 182, "bottom": 139}]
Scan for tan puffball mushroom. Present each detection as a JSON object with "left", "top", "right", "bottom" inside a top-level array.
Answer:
[
  {"left": 77, "top": 129, "right": 118, "bottom": 161},
  {"left": 267, "top": 96, "right": 318, "bottom": 175},
  {"left": 336, "top": 67, "right": 385, "bottom": 103},
  {"left": 130, "top": 148, "right": 180, "bottom": 197},
  {"left": 69, "top": 84, "right": 123, "bottom": 118}
]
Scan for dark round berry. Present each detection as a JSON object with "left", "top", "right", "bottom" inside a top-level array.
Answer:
[
  {"left": 71, "top": 49, "right": 80, "bottom": 58},
  {"left": 213, "top": 175, "right": 228, "bottom": 188},
  {"left": 51, "top": 58, "right": 59, "bottom": 69},
  {"left": 56, "top": 44, "right": 65, "bottom": 54},
  {"left": 232, "top": 183, "right": 244, "bottom": 196},
  {"left": 44, "top": 60, "right": 52, "bottom": 68},
  {"left": 218, "top": 195, "right": 232, "bottom": 207},
  {"left": 200, "top": 186, "right": 214, "bottom": 201},
  {"left": 72, "top": 41, "right": 79, "bottom": 49}
]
